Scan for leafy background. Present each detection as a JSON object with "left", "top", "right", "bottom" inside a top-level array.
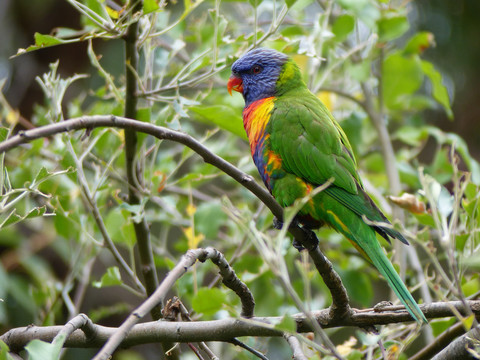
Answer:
[{"left": 0, "top": 0, "right": 480, "bottom": 359}]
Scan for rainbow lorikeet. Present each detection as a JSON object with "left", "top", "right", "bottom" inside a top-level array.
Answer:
[{"left": 227, "top": 48, "right": 427, "bottom": 324}]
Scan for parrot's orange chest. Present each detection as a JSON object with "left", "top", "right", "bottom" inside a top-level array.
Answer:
[{"left": 242, "top": 97, "right": 275, "bottom": 155}]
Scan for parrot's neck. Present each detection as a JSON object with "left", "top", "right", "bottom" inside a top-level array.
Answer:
[{"left": 242, "top": 97, "right": 275, "bottom": 156}]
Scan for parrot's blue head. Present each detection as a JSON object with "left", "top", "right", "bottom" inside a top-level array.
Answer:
[{"left": 228, "top": 48, "right": 289, "bottom": 107}]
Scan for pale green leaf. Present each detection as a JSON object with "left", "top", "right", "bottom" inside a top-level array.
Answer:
[
  {"left": 332, "top": 14, "right": 355, "bottom": 41},
  {"left": 421, "top": 60, "right": 453, "bottom": 119},
  {"left": 190, "top": 105, "right": 247, "bottom": 140},
  {"left": 382, "top": 53, "right": 423, "bottom": 109},
  {"left": 93, "top": 267, "right": 123, "bottom": 288},
  {"left": 0, "top": 206, "right": 48, "bottom": 229},
  {"left": 0, "top": 340, "right": 15, "bottom": 360},
  {"left": 273, "top": 315, "right": 296, "bottom": 332},
  {"left": 25, "top": 339, "right": 62, "bottom": 360},
  {"left": 191, "top": 287, "right": 226, "bottom": 315},
  {"left": 404, "top": 32, "right": 435, "bottom": 55},
  {"left": 143, "top": 0, "right": 160, "bottom": 14},
  {"left": 377, "top": 15, "right": 409, "bottom": 42}
]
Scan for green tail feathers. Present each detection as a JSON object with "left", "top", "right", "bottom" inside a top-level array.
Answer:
[{"left": 363, "top": 238, "right": 427, "bottom": 324}]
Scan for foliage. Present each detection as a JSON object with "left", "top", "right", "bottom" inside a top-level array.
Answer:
[{"left": 1, "top": 0, "right": 479, "bottom": 359}]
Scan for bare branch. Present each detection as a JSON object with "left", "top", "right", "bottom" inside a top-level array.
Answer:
[
  {"left": 2, "top": 301, "right": 479, "bottom": 352},
  {"left": 122, "top": 0, "right": 161, "bottom": 323},
  {"left": 52, "top": 314, "right": 96, "bottom": 348},
  {"left": 197, "top": 247, "right": 255, "bottom": 318},
  {"left": 431, "top": 326, "right": 480, "bottom": 360},
  {"left": 411, "top": 321, "right": 466, "bottom": 360},
  {"left": 284, "top": 334, "right": 309, "bottom": 360},
  {"left": 92, "top": 247, "right": 253, "bottom": 359}
]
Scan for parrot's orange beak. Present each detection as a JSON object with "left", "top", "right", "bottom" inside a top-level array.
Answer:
[{"left": 227, "top": 76, "right": 243, "bottom": 95}]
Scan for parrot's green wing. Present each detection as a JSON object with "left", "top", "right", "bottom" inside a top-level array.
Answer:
[{"left": 269, "top": 91, "right": 407, "bottom": 244}]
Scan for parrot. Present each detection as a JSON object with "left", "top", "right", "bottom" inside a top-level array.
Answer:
[{"left": 227, "top": 48, "right": 427, "bottom": 324}]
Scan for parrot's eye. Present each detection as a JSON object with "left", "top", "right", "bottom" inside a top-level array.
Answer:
[{"left": 251, "top": 65, "right": 263, "bottom": 74}]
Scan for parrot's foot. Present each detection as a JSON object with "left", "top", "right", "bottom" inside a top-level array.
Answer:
[
  {"left": 299, "top": 226, "right": 319, "bottom": 251},
  {"left": 292, "top": 239, "right": 306, "bottom": 251},
  {"left": 272, "top": 217, "right": 299, "bottom": 230},
  {"left": 272, "top": 217, "right": 283, "bottom": 230}
]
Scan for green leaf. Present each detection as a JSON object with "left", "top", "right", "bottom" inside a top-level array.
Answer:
[
  {"left": 0, "top": 340, "right": 15, "bottom": 360},
  {"left": 341, "top": 270, "right": 373, "bottom": 307},
  {"left": 273, "top": 315, "right": 296, "bottom": 332},
  {"left": 404, "top": 32, "right": 435, "bottom": 55},
  {"left": 462, "top": 314, "right": 475, "bottom": 330},
  {"left": 13, "top": 33, "right": 69, "bottom": 57},
  {"left": 382, "top": 53, "right": 424, "bottom": 109},
  {"left": 143, "top": 0, "right": 160, "bottom": 13},
  {"left": 191, "top": 287, "right": 226, "bottom": 315},
  {"left": 105, "top": 208, "right": 136, "bottom": 248},
  {"left": 190, "top": 105, "right": 247, "bottom": 140},
  {"left": 431, "top": 317, "right": 456, "bottom": 337},
  {"left": 34, "top": 33, "right": 63, "bottom": 47},
  {"left": 136, "top": 107, "right": 151, "bottom": 123},
  {"left": 25, "top": 339, "right": 62, "bottom": 360},
  {"left": 413, "top": 213, "right": 436, "bottom": 227},
  {"left": 461, "top": 276, "right": 479, "bottom": 297},
  {"left": 395, "top": 126, "right": 429, "bottom": 147},
  {"left": 285, "top": 0, "right": 297, "bottom": 8},
  {"left": 332, "top": 14, "right": 355, "bottom": 42},
  {"left": 421, "top": 60, "right": 453, "bottom": 119},
  {"left": 0, "top": 206, "right": 48, "bottom": 229},
  {"left": 93, "top": 267, "right": 123, "bottom": 288},
  {"left": 346, "top": 60, "right": 371, "bottom": 83},
  {"left": 336, "top": 0, "right": 380, "bottom": 29},
  {"left": 0, "top": 128, "right": 9, "bottom": 142},
  {"left": 377, "top": 15, "right": 409, "bottom": 42}
]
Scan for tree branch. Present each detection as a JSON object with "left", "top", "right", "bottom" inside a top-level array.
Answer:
[
  {"left": 2, "top": 301, "right": 479, "bottom": 352},
  {"left": 0, "top": 115, "right": 350, "bottom": 318},
  {"left": 284, "top": 334, "right": 309, "bottom": 360},
  {"left": 92, "top": 247, "right": 253, "bottom": 359},
  {"left": 431, "top": 326, "right": 480, "bottom": 360},
  {"left": 410, "top": 321, "right": 467, "bottom": 360},
  {"left": 122, "top": 0, "right": 162, "bottom": 323},
  {"left": 197, "top": 248, "right": 255, "bottom": 318}
]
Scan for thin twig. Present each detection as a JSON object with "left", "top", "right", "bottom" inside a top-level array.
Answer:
[
  {"left": 229, "top": 338, "right": 270, "bottom": 360},
  {"left": 176, "top": 301, "right": 219, "bottom": 360},
  {"left": 66, "top": 139, "right": 146, "bottom": 295},
  {"left": 284, "top": 334, "right": 309, "bottom": 360}
]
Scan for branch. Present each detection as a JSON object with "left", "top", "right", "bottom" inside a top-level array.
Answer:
[
  {"left": 122, "top": 0, "right": 161, "bottom": 321},
  {"left": 92, "top": 247, "right": 253, "bottom": 359},
  {"left": 52, "top": 314, "right": 96, "bottom": 349},
  {"left": 0, "top": 115, "right": 350, "bottom": 317},
  {"left": 410, "top": 321, "right": 466, "bottom": 360},
  {"left": 284, "top": 334, "right": 309, "bottom": 360},
  {"left": 3, "top": 301, "right": 479, "bottom": 351},
  {"left": 197, "top": 248, "right": 255, "bottom": 318},
  {"left": 431, "top": 326, "right": 480, "bottom": 360}
]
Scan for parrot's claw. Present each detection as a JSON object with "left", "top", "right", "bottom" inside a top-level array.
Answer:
[
  {"left": 273, "top": 217, "right": 283, "bottom": 230},
  {"left": 272, "top": 217, "right": 299, "bottom": 230},
  {"left": 292, "top": 239, "right": 306, "bottom": 251},
  {"left": 299, "top": 226, "right": 319, "bottom": 251}
]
